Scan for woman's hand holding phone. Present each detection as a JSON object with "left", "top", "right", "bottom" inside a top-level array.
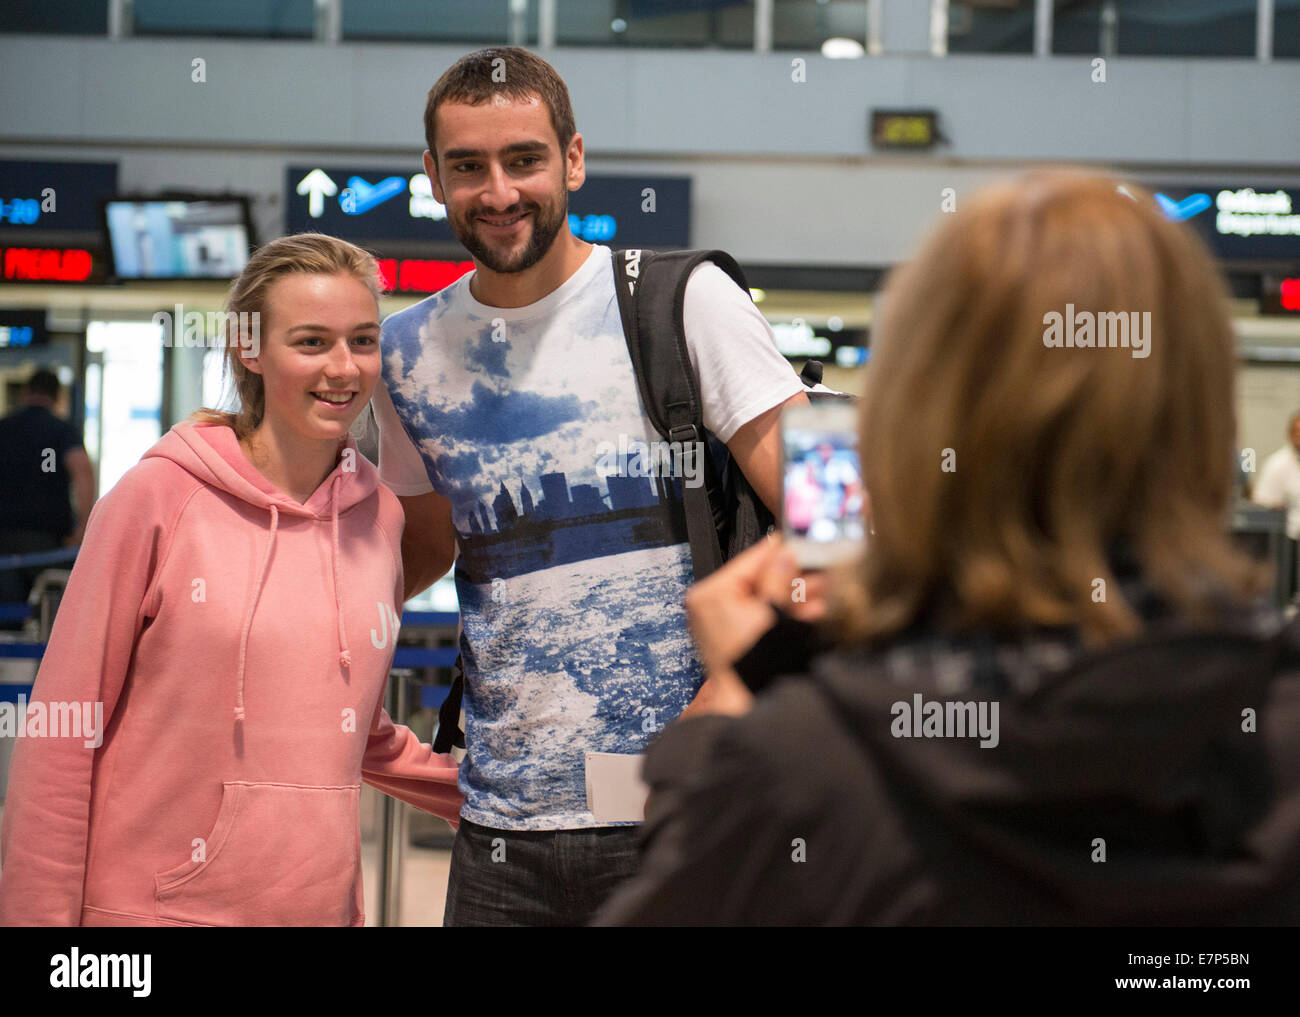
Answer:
[{"left": 679, "top": 536, "right": 828, "bottom": 718}]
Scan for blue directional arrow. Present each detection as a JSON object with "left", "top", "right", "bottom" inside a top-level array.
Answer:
[{"left": 340, "top": 175, "right": 406, "bottom": 215}]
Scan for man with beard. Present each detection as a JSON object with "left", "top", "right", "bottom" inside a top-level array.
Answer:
[{"left": 372, "top": 47, "right": 806, "bottom": 925}]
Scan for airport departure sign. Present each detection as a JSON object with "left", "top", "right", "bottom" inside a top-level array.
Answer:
[
  {"left": 286, "top": 166, "right": 690, "bottom": 248},
  {"left": 1151, "top": 184, "right": 1300, "bottom": 261}
]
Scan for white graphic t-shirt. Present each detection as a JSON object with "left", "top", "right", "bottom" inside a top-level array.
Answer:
[{"left": 376, "top": 244, "right": 802, "bottom": 830}]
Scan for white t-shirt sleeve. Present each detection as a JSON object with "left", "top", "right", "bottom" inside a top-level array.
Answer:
[
  {"left": 681, "top": 261, "right": 804, "bottom": 444},
  {"left": 373, "top": 378, "right": 435, "bottom": 496}
]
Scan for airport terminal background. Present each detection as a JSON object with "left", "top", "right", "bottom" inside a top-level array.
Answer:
[{"left": 1, "top": 0, "right": 1299, "bottom": 925}]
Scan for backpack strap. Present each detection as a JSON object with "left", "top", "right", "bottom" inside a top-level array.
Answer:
[
  {"left": 432, "top": 656, "right": 465, "bottom": 753},
  {"left": 610, "top": 248, "right": 749, "bottom": 581}
]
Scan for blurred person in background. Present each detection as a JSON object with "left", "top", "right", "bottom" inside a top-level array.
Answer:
[
  {"left": 0, "top": 369, "right": 96, "bottom": 609},
  {"left": 1253, "top": 412, "right": 1300, "bottom": 533},
  {"left": 0, "top": 234, "right": 462, "bottom": 926},
  {"left": 1250, "top": 413, "right": 1300, "bottom": 601},
  {"left": 1252, "top": 411, "right": 1300, "bottom": 534},
  {"left": 596, "top": 170, "right": 1300, "bottom": 926}
]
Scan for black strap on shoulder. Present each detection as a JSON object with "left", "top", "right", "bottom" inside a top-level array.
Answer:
[{"left": 610, "top": 247, "right": 750, "bottom": 581}]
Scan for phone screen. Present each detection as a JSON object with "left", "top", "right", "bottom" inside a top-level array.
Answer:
[{"left": 781, "top": 402, "right": 864, "bottom": 568}]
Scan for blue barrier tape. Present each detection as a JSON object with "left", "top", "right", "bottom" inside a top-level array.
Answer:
[
  {"left": 0, "top": 643, "right": 45, "bottom": 659},
  {"left": 0, "top": 604, "right": 455, "bottom": 627},
  {"left": 0, "top": 684, "right": 34, "bottom": 703},
  {"left": 0, "top": 642, "right": 458, "bottom": 666},
  {"left": 0, "top": 683, "right": 446, "bottom": 710},
  {"left": 0, "top": 547, "right": 79, "bottom": 572},
  {"left": 0, "top": 607, "right": 458, "bottom": 667},
  {"left": 401, "top": 611, "right": 460, "bottom": 627},
  {"left": 392, "top": 647, "right": 459, "bottom": 669}
]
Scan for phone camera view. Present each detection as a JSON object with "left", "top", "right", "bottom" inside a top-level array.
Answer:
[{"left": 782, "top": 404, "right": 864, "bottom": 568}]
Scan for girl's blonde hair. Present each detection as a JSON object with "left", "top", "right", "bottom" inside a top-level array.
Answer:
[
  {"left": 830, "top": 169, "right": 1265, "bottom": 648},
  {"left": 190, "top": 233, "right": 383, "bottom": 439}
]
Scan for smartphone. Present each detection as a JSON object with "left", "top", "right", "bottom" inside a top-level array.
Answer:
[{"left": 781, "top": 401, "right": 865, "bottom": 569}]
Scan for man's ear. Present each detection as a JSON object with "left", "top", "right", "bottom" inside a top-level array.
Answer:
[
  {"left": 424, "top": 150, "right": 445, "bottom": 205},
  {"left": 566, "top": 132, "right": 586, "bottom": 193}
]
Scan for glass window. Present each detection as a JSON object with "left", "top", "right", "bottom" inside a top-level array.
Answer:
[
  {"left": 132, "top": 0, "right": 315, "bottom": 40},
  {"left": 947, "top": 0, "right": 1034, "bottom": 54},
  {"left": 772, "top": 0, "right": 869, "bottom": 52},
  {"left": 1, "top": 0, "right": 108, "bottom": 35},
  {"left": 343, "top": 0, "right": 528, "bottom": 44},
  {"left": 1053, "top": 0, "right": 1258, "bottom": 58},
  {"left": 1278, "top": 0, "right": 1300, "bottom": 59},
  {"left": 84, "top": 321, "right": 163, "bottom": 498},
  {"left": 556, "top": 0, "right": 754, "bottom": 49}
]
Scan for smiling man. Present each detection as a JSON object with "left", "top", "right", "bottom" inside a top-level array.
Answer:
[{"left": 371, "top": 47, "right": 806, "bottom": 926}]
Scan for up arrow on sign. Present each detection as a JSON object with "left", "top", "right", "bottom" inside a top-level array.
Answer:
[{"left": 297, "top": 169, "right": 338, "bottom": 218}]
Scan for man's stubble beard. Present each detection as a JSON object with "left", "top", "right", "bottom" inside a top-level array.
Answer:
[{"left": 453, "top": 186, "right": 569, "bottom": 275}]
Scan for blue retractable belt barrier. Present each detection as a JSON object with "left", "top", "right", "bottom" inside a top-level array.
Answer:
[
  {"left": 399, "top": 611, "right": 459, "bottom": 627},
  {"left": 392, "top": 646, "right": 460, "bottom": 669},
  {"left": 0, "top": 608, "right": 458, "bottom": 669},
  {"left": 0, "top": 547, "right": 79, "bottom": 572},
  {"left": 0, "top": 684, "right": 34, "bottom": 703},
  {"left": 0, "top": 643, "right": 44, "bottom": 658},
  {"left": 418, "top": 685, "right": 452, "bottom": 709}
]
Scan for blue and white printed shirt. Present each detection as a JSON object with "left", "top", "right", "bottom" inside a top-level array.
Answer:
[{"left": 375, "top": 244, "right": 802, "bottom": 829}]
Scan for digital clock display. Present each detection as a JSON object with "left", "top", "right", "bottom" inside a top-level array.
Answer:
[{"left": 870, "top": 110, "right": 941, "bottom": 150}]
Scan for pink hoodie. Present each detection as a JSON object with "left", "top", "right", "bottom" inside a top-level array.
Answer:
[{"left": 0, "top": 421, "right": 462, "bottom": 927}]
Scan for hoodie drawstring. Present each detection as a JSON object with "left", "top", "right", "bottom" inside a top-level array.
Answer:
[
  {"left": 235, "top": 503, "right": 278, "bottom": 722},
  {"left": 331, "top": 474, "right": 352, "bottom": 671}
]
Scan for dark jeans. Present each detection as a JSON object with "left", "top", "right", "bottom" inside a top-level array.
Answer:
[{"left": 443, "top": 818, "right": 641, "bottom": 926}]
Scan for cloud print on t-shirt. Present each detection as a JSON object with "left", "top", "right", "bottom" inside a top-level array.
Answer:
[
  {"left": 466, "top": 329, "right": 510, "bottom": 379},
  {"left": 404, "top": 380, "right": 592, "bottom": 444},
  {"left": 426, "top": 448, "right": 483, "bottom": 496},
  {"left": 382, "top": 257, "right": 664, "bottom": 532}
]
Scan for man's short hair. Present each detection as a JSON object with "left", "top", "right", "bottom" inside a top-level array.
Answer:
[
  {"left": 423, "top": 47, "right": 576, "bottom": 166},
  {"left": 26, "top": 368, "right": 60, "bottom": 401}
]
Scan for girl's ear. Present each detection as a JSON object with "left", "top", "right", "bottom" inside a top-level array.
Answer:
[{"left": 239, "top": 344, "right": 264, "bottom": 376}]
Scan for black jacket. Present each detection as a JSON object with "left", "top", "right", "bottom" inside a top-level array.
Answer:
[{"left": 594, "top": 609, "right": 1300, "bottom": 925}]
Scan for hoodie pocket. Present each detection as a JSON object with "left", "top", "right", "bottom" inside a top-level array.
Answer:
[{"left": 154, "top": 781, "right": 362, "bottom": 927}]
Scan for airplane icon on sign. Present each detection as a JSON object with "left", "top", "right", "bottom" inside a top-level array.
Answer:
[
  {"left": 296, "top": 170, "right": 407, "bottom": 217},
  {"left": 339, "top": 175, "right": 406, "bottom": 215},
  {"left": 1154, "top": 192, "right": 1212, "bottom": 222}
]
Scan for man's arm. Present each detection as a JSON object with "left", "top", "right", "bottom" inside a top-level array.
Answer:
[
  {"left": 682, "top": 391, "right": 810, "bottom": 715},
  {"left": 724, "top": 390, "right": 809, "bottom": 516},
  {"left": 63, "top": 447, "right": 96, "bottom": 545},
  {"left": 397, "top": 492, "right": 457, "bottom": 601}
]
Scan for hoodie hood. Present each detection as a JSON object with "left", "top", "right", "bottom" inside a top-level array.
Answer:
[
  {"left": 142, "top": 422, "right": 382, "bottom": 719},
  {"left": 810, "top": 612, "right": 1300, "bottom": 923},
  {"left": 144, "top": 421, "right": 379, "bottom": 519}
]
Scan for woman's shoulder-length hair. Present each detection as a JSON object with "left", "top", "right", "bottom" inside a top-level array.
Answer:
[{"left": 832, "top": 168, "right": 1266, "bottom": 649}]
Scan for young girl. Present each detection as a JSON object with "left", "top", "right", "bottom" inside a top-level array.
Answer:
[{"left": 0, "top": 233, "right": 462, "bottom": 926}]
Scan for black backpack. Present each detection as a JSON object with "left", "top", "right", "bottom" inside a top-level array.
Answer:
[
  {"left": 432, "top": 247, "right": 841, "bottom": 751},
  {"left": 608, "top": 247, "right": 784, "bottom": 581}
]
